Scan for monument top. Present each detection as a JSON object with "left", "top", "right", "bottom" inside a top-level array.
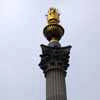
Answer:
[{"left": 43, "top": 8, "right": 64, "bottom": 42}]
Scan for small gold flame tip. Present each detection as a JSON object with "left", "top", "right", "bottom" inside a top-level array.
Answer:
[{"left": 47, "top": 7, "right": 60, "bottom": 24}]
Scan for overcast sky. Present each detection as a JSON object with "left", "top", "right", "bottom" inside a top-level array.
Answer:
[{"left": 0, "top": 0, "right": 100, "bottom": 100}]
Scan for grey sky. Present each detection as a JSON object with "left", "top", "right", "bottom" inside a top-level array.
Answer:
[{"left": 0, "top": 0, "right": 100, "bottom": 100}]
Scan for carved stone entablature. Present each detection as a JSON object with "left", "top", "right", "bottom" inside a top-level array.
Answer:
[{"left": 39, "top": 44, "right": 72, "bottom": 76}]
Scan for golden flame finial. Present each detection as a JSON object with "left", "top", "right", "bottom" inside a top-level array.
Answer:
[
  {"left": 43, "top": 8, "right": 64, "bottom": 42},
  {"left": 47, "top": 8, "right": 60, "bottom": 24}
]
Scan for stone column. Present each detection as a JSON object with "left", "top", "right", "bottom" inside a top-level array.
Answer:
[{"left": 39, "top": 44, "right": 71, "bottom": 100}]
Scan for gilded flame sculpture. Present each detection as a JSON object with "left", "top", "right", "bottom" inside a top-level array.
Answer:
[{"left": 47, "top": 8, "right": 60, "bottom": 24}]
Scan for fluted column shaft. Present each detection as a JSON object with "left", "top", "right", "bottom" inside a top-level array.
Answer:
[{"left": 46, "top": 68, "right": 67, "bottom": 100}]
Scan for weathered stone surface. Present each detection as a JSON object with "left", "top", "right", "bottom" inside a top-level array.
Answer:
[{"left": 39, "top": 44, "right": 72, "bottom": 100}]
